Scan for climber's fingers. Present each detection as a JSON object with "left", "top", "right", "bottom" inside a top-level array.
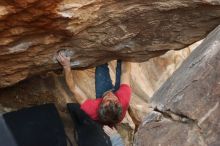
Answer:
[{"left": 103, "top": 126, "right": 118, "bottom": 136}]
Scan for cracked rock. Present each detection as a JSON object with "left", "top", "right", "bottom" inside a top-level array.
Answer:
[{"left": 135, "top": 25, "right": 220, "bottom": 146}]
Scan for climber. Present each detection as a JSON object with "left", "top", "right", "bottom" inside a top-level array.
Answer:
[{"left": 57, "top": 50, "right": 131, "bottom": 126}]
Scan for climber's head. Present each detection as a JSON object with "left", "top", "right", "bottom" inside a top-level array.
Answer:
[{"left": 98, "top": 91, "right": 122, "bottom": 125}]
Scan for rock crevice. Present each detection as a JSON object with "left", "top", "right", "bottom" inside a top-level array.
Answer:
[{"left": 154, "top": 108, "right": 196, "bottom": 125}]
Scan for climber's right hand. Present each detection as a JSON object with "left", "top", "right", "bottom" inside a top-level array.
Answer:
[{"left": 56, "top": 51, "right": 71, "bottom": 69}]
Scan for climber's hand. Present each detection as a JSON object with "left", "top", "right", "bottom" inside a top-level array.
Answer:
[
  {"left": 103, "top": 126, "right": 118, "bottom": 137},
  {"left": 57, "top": 51, "right": 71, "bottom": 69}
]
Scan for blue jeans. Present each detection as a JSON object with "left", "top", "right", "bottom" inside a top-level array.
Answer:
[{"left": 95, "top": 60, "right": 122, "bottom": 98}]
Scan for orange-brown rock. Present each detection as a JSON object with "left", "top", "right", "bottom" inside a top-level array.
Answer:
[{"left": 0, "top": 0, "right": 220, "bottom": 88}]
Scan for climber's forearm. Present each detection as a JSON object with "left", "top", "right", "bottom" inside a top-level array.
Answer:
[
  {"left": 64, "top": 66, "right": 75, "bottom": 90},
  {"left": 63, "top": 67, "right": 87, "bottom": 104},
  {"left": 110, "top": 134, "right": 124, "bottom": 146}
]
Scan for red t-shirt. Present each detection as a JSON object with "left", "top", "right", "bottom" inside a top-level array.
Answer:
[{"left": 80, "top": 84, "right": 131, "bottom": 122}]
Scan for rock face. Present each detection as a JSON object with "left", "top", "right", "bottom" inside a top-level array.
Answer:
[
  {"left": 135, "top": 25, "right": 220, "bottom": 146},
  {"left": 0, "top": 44, "right": 196, "bottom": 146},
  {"left": 1, "top": 0, "right": 220, "bottom": 88}
]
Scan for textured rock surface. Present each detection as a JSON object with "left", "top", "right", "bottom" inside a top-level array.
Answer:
[
  {"left": 135, "top": 25, "right": 220, "bottom": 146},
  {"left": 1, "top": 0, "right": 220, "bottom": 88},
  {"left": 0, "top": 44, "right": 196, "bottom": 145}
]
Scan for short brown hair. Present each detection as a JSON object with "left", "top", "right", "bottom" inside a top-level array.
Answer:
[{"left": 98, "top": 101, "right": 122, "bottom": 125}]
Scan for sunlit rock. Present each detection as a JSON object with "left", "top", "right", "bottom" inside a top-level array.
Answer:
[{"left": 0, "top": 0, "right": 220, "bottom": 87}]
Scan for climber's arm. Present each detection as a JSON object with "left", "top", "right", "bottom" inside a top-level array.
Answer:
[
  {"left": 63, "top": 67, "right": 87, "bottom": 104},
  {"left": 57, "top": 52, "right": 87, "bottom": 104},
  {"left": 103, "top": 126, "right": 124, "bottom": 146},
  {"left": 120, "top": 61, "right": 131, "bottom": 85}
]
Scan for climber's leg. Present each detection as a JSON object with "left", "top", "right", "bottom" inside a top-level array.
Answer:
[
  {"left": 113, "top": 60, "right": 122, "bottom": 92},
  {"left": 95, "top": 63, "right": 113, "bottom": 98}
]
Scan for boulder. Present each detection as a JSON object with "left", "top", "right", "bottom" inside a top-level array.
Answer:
[
  {"left": 135, "top": 25, "right": 220, "bottom": 146},
  {"left": 0, "top": 0, "right": 220, "bottom": 87},
  {"left": 0, "top": 44, "right": 197, "bottom": 145}
]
